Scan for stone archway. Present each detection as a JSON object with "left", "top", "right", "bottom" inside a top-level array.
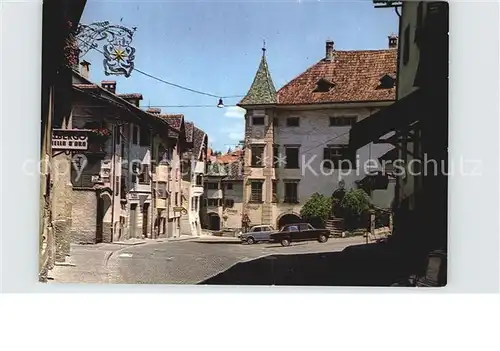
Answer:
[
  {"left": 96, "top": 189, "right": 112, "bottom": 243},
  {"left": 207, "top": 212, "right": 221, "bottom": 231},
  {"left": 277, "top": 212, "right": 302, "bottom": 230}
]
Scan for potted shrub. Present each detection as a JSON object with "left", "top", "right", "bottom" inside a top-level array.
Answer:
[{"left": 340, "top": 189, "right": 371, "bottom": 231}]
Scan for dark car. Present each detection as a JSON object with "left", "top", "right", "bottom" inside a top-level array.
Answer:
[{"left": 269, "top": 223, "right": 330, "bottom": 247}]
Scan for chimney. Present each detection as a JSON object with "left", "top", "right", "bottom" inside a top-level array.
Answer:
[
  {"left": 146, "top": 107, "right": 161, "bottom": 115},
  {"left": 325, "top": 40, "right": 335, "bottom": 61},
  {"left": 80, "top": 60, "right": 91, "bottom": 79},
  {"left": 101, "top": 80, "right": 117, "bottom": 94},
  {"left": 388, "top": 34, "right": 398, "bottom": 49}
]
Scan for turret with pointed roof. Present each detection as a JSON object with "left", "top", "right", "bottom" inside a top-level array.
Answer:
[{"left": 238, "top": 47, "right": 277, "bottom": 106}]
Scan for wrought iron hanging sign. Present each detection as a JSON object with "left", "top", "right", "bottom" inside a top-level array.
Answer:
[{"left": 76, "top": 21, "right": 137, "bottom": 78}]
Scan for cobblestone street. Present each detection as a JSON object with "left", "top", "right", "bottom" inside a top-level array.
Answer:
[
  {"left": 109, "top": 237, "right": 366, "bottom": 284},
  {"left": 50, "top": 237, "right": 366, "bottom": 284}
]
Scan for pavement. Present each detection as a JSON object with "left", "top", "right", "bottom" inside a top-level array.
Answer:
[
  {"left": 49, "top": 235, "right": 367, "bottom": 284},
  {"left": 48, "top": 235, "right": 365, "bottom": 284},
  {"left": 47, "top": 235, "right": 198, "bottom": 283}
]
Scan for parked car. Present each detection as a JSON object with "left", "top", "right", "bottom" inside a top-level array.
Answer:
[
  {"left": 269, "top": 223, "right": 330, "bottom": 247},
  {"left": 240, "top": 225, "right": 276, "bottom": 244}
]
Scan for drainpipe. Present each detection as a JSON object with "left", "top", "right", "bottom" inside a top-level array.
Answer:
[
  {"left": 150, "top": 131, "right": 155, "bottom": 239},
  {"left": 110, "top": 123, "right": 117, "bottom": 243}
]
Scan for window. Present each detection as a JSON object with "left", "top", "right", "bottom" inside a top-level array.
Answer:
[
  {"left": 285, "top": 146, "right": 300, "bottom": 169},
  {"left": 286, "top": 117, "right": 300, "bottom": 127},
  {"left": 71, "top": 155, "right": 102, "bottom": 188},
  {"left": 272, "top": 181, "right": 278, "bottom": 202},
  {"left": 403, "top": 25, "right": 410, "bottom": 65},
  {"left": 157, "top": 182, "right": 167, "bottom": 199},
  {"left": 175, "top": 192, "right": 179, "bottom": 206},
  {"left": 207, "top": 182, "right": 218, "bottom": 190},
  {"left": 273, "top": 145, "right": 279, "bottom": 168},
  {"left": 329, "top": 116, "right": 357, "bottom": 127},
  {"left": 226, "top": 183, "right": 233, "bottom": 190},
  {"left": 120, "top": 175, "right": 127, "bottom": 199},
  {"left": 299, "top": 223, "right": 310, "bottom": 231},
  {"left": 132, "top": 124, "right": 139, "bottom": 144},
  {"left": 313, "top": 78, "right": 335, "bottom": 93},
  {"left": 138, "top": 164, "right": 150, "bottom": 184},
  {"left": 323, "top": 145, "right": 355, "bottom": 169},
  {"left": 207, "top": 199, "right": 220, "bottom": 207},
  {"left": 139, "top": 126, "right": 150, "bottom": 146},
  {"left": 252, "top": 117, "right": 265, "bottom": 125},
  {"left": 196, "top": 174, "right": 203, "bottom": 186},
  {"left": 379, "top": 75, "right": 395, "bottom": 89},
  {"left": 251, "top": 145, "right": 265, "bottom": 167},
  {"left": 250, "top": 181, "right": 263, "bottom": 202},
  {"left": 224, "top": 199, "right": 234, "bottom": 208},
  {"left": 284, "top": 182, "right": 298, "bottom": 203}
]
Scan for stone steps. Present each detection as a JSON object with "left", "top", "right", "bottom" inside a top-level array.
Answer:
[{"left": 325, "top": 217, "right": 344, "bottom": 237}]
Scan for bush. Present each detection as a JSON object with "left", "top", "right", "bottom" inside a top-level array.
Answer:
[
  {"left": 300, "top": 193, "right": 332, "bottom": 228},
  {"left": 340, "top": 189, "right": 371, "bottom": 230}
]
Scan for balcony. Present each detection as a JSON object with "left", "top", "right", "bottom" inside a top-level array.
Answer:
[
  {"left": 192, "top": 186, "right": 204, "bottom": 197},
  {"left": 194, "top": 161, "right": 205, "bottom": 174},
  {"left": 154, "top": 164, "right": 170, "bottom": 182},
  {"left": 206, "top": 189, "right": 222, "bottom": 199},
  {"left": 156, "top": 198, "right": 167, "bottom": 209}
]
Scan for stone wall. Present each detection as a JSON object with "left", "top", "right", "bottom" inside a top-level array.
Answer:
[
  {"left": 71, "top": 189, "right": 97, "bottom": 244},
  {"left": 51, "top": 153, "right": 73, "bottom": 261}
]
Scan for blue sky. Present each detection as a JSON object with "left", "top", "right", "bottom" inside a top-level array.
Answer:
[{"left": 80, "top": 0, "right": 398, "bottom": 151}]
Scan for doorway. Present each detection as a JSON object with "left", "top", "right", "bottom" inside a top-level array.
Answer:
[
  {"left": 142, "top": 203, "right": 150, "bottom": 238},
  {"left": 208, "top": 213, "right": 221, "bottom": 231},
  {"left": 130, "top": 204, "right": 137, "bottom": 239},
  {"left": 277, "top": 213, "right": 301, "bottom": 231},
  {"left": 96, "top": 197, "right": 104, "bottom": 243}
]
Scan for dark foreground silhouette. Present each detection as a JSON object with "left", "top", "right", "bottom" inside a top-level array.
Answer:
[{"left": 200, "top": 240, "right": 432, "bottom": 286}]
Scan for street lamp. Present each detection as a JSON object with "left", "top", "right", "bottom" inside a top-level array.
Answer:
[{"left": 217, "top": 98, "right": 224, "bottom": 108}]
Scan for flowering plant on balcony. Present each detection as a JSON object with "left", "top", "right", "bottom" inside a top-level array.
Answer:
[{"left": 86, "top": 127, "right": 112, "bottom": 152}]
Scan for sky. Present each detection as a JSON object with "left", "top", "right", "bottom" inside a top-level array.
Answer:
[{"left": 80, "top": 0, "right": 398, "bottom": 152}]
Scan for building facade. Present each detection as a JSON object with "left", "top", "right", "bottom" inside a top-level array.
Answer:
[
  {"left": 179, "top": 122, "right": 207, "bottom": 236},
  {"left": 68, "top": 68, "right": 174, "bottom": 244},
  {"left": 238, "top": 38, "right": 398, "bottom": 230},
  {"left": 39, "top": 0, "right": 86, "bottom": 281},
  {"left": 204, "top": 155, "right": 244, "bottom": 232},
  {"left": 152, "top": 113, "right": 188, "bottom": 238},
  {"left": 349, "top": 1, "right": 449, "bottom": 276}
]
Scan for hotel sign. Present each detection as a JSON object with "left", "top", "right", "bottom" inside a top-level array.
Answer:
[{"left": 52, "top": 129, "right": 88, "bottom": 151}]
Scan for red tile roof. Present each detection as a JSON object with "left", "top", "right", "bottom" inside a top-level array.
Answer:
[
  {"left": 277, "top": 49, "right": 397, "bottom": 105},
  {"left": 118, "top": 93, "right": 143, "bottom": 100},
  {"left": 192, "top": 126, "right": 207, "bottom": 159},
  {"left": 185, "top": 122, "right": 194, "bottom": 143},
  {"left": 146, "top": 107, "right": 161, "bottom": 114},
  {"left": 157, "top": 114, "right": 184, "bottom": 131},
  {"left": 73, "top": 83, "right": 99, "bottom": 90}
]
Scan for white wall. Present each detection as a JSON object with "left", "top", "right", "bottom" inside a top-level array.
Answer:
[
  {"left": 274, "top": 108, "right": 394, "bottom": 202},
  {"left": 222, "top": 182, "right": 244, "bottom": 229}
]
